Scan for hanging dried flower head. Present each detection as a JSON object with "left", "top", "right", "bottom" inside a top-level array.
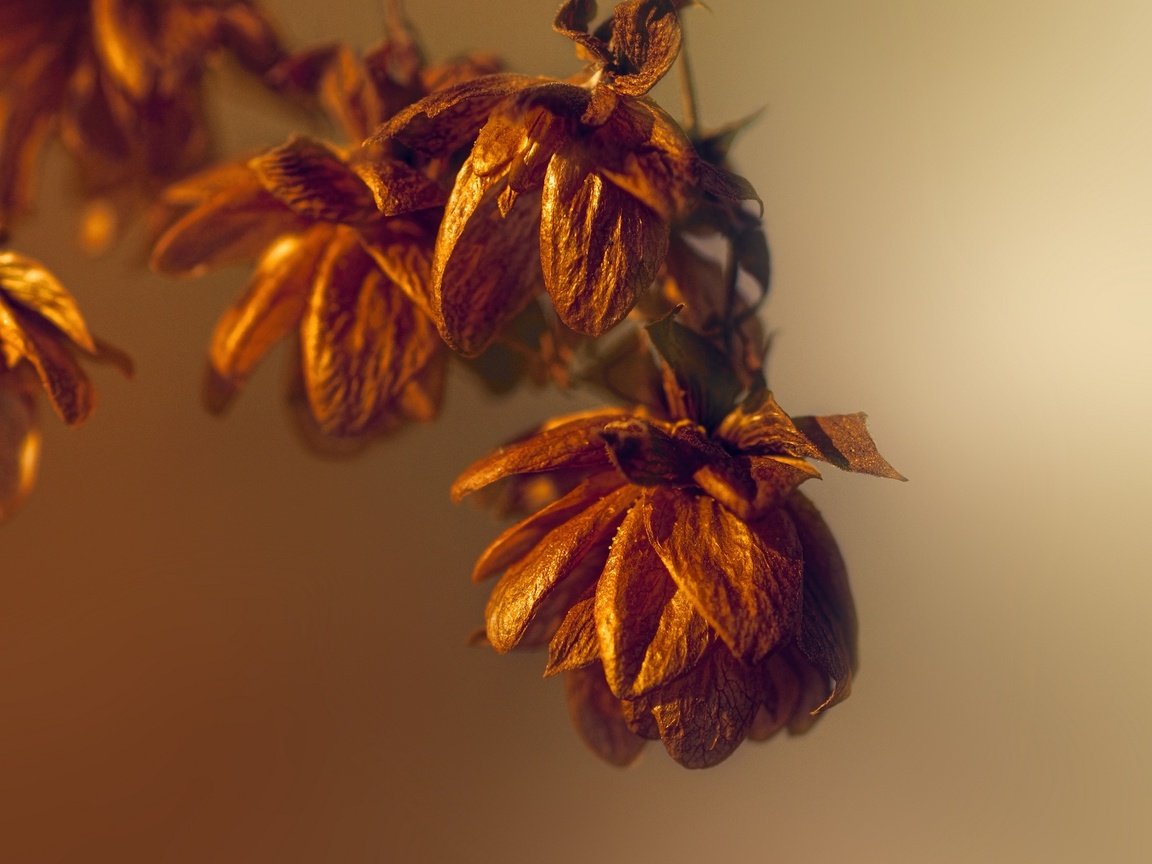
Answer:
[
  {"left": 0, "top": 0, "right": 282, "bottom": 246},
  {"left": 0, "top": 251, "right": 130, "bottom": 520},
  {"left": 454, "top": 318, "right": 904, "bottom": 767}
]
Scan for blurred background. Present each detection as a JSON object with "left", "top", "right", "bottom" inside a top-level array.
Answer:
[{"left": 2, "top": 0, "right": 1150, "bottom": 861}]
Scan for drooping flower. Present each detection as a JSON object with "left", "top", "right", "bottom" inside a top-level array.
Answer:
[
  {"left": 453, "top": 317, "right": 904, "bottom": 767},
  {"left": 0, "top": 0, "right": 282, "bottom": 246},
  {"left": 373, "top": 0, "right": 751, "bottom": 356},
  {"left": 0, "top": 251, "right": 130, "bottom": 520}
]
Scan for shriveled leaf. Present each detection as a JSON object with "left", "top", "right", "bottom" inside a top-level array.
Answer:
[
  {"left": 351, "top": 156, "right": 446, "bottom": 216},
  {"left": 472, "top": 473, "right": 624, "bottom": 582},
  {"left": 451, "top": 408, "right": 627, "bottom": 500},
  {"left": 300, "top": 229, "right": 441, "bottom": 436},
  {"left": 646, "top": 312, "right": 740, "bottom": 431},
  {"left": 0, "top": 299, "right": 93, "bottom": 425},
  {"left": 249, "top": 136, "right": 377, "bottom": 224},
  {"left": 598, "top": 417, "right": 697, "bottom": 486},
  {"left": 484, "top": 484, "right": 636, "bottom": 652},
  {"left": 647, "top": 644, "right": 760, "bottom": 768},
  {"left": 596, "top": 498, "right": 711, "bottom": 698},
  {"left": 786, "top": 492, "right": 857, "bottom": 712},
  {"left": 0, "top": 252, "right": 96, "bottom": 353},
  {"left": 542, "top": 151, "right": 667, "bottom": 336},
  {"left": 794, "top": 413, "right": 906, "bottom": 480},
  {"left": 0, "top": 378, "right": 39, "bottom": 522},
  {"left": 546, "top": 585, "right": 600, "bottom": 675},
  {"left": 694, "top": 455, "right": 819, "bottom": 522},
  {"left": 607, "top": 0, "right": 683, "bottom": 96},
  {"left": 565, "top": 665, "right": 646, "bottom": 766},
  {"left": 645, "top": 487, "right": 802, "bottom": 662}
]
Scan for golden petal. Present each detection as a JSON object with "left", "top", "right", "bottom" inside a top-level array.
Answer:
[
  {"left": 249, "top": 136, "right": 377, "bottom": 224},
  {"left": 541, "top": 152, "right": 667, "bottom": 336},
  {"left": 545, "top": 586, "right": 600, "bottom": 675},
  {"left": 351, "top": 157, "right": 446, "bottom": 217},
  {"left": 484, "top": 484, "right": 636, "bottom": 653},
  {"left": 645, "top": 487, "right": 803, "bottom": 662},
  {"left": 564, "top": 665, "right": 646, "bottom": 767},
  {"left": 0, "top": 253, "right": 96, "bottom": 353},
  {"left": 91, "top": 0, "right": 156, "bottom": 100},
  {"left": 716, "top": 389, "right": 823, "bottom": 459},
  {"left": 606, "top": 0, "right": 683, "bottom": 97},
  {"left": 694, "top": 455, "right": 819, "bottom": 522},
  {"left": 356, "top": 216, "right": 437, "bottom": 317},
  {"left": 0, "top": 375, "right": 40, "bottom": 522},
  {"left": 0, "top": 298, "right": 93, "bottom": 426},
  {"left": 793, "top": 413, "right": 907, "bottom": 480},
  {"left": 450, "top": 409, "right": 629, "bottom": 500}
]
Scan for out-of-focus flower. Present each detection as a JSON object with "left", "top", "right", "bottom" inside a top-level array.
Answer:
[
  {"left": 0, "top": 0, "right": 282, "bottom": 246},
  {"left": 0, "top": 251, "right": 130, "bottom": 520},
  {"left": 453, "top": 317, "right": 904, "bottom": 767},
  {"left": 373, "top": 0, "right": 751, "bottom": 356}
]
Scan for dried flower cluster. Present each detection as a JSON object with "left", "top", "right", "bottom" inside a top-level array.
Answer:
[{"left": 0, "top": 0, "right": 902, "bottom": 768}]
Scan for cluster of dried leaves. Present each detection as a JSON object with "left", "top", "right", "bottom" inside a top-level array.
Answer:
[{"left": 0, "top": 0, "right": 902, "bottom": 769}]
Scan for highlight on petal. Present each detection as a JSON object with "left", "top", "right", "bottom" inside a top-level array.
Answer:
[
  {"left": 0, "top": 298, "right": 93, "bottom": 425},
  {"left": 541, "top": 150, "right": 667, "bottom": 336},
  {"left": 715, "top": 389, "right": 823, "bottom": 459},
  {"left": 0, "top": 252, "right": 96, "bottom": 353},
  {"left": 249, "top": 136, "right": 378, "bottom": 224},
  {"left": 0, "top": 377, "right": 40, "bottom": 522},
  {"left": 645, "top": 487, "right": 802, "bottom": 662},
  {"left": 565, "top": 664, "right": 646, "bottom": 767},
  {"left": 794, "top": 413, "right": 907, "bottom": 480}
]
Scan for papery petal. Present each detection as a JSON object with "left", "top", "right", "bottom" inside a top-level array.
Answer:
[
  {"left": 249, "top": 136, "right": 377, "bottom": 224},
  {"left": 485, "top": 484, "right": 636, "bottom": 653},
  {"left": 0, "top": 377, "right": 39, "bottom": 522},
  {"left": 596, "top": 497, "right": 711, "bottom": 697},
  {"left": 545, "top": 585, "right": 600, "bottom": 675},
  {"left": 554, "top": 0, "right": 613, "bottom": 66},
  {"left": 716, "top": 389, "right": 823, "bottom": 458},
  {"left": 351, "top": 157, "right": 446, "bottom": 217},
  {"left": 646, "top": 487, "right": 802, "bottom": 662},
  {"left": 598, "top": 417, "right": 698, "bottom": 486},
  {"left": 794, "top": 413, "right": 906, "bottom": 480},
  {"left": 607, "top": 0, "right": 682, "bottom": 96},
  {"left": 472, "top": 473, "right": 624, "bottom": 582},
  {"left": 541, "top": 152, "right": 666, "bottom": 336},
  {"left": 204, "top": 227, "right": 330, "bottom": 412},
  {"left": 451, "top": 409, "right": 628, "bottom": 500},
  {"left": 356, "top": 215, "right": 437, "bottom": 317},
  {"left": 300, "top": 228, "right": 440, "bottom": 436},
  {"left": 0, "top": 253, "right": 96, "bottom": 353},
  {"left": 647, "top": 643, "right": 760, "bottom": 768},
  {"left": 565, "top": 665, "right": 646, "bottom": 766},
  {"left": 0, "top": 298, "right": 92, "bottom": 425}
]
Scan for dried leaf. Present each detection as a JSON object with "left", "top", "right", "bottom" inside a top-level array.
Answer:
[
  {"left": 607, "top": 0, "right": 683, "bottom": 96},
  {"left": 249, "top": 136, "right": 377, "bottom": 224},
  {"left": 451, "top": 409, "right": 628, "bottom": 500},
  {"left": 0, "top": 252, "right": 96, "bottom": 353},
  {"left": 646, "top": 313, "right": 740, "bottom": 431},
  {"left": 793, "top": 413, "right": 906, "bottom": 480},
  {"left": 541, "top": 151, "right": 667, "bottom": 335},
  {"left": 565, "top": 665, "right": 646, "bottom": 766},
  {"left": 645, "top": 487, "right": 802, "bottom": 662},
  {"left": 598, "top": 417, "right": 698, "bottom": 486},
  {"left": 0, "top": 377, "right": 39, "bottom": 522},
  {"left": 485, "top": 484, "right": 636, "bottom": 652}
]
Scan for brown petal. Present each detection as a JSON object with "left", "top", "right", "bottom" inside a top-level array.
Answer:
[
  {"left": 647, "top": 644, "right": 760, "bottom": 768},
  {"left": 484, "top": 484, "right": 636, "bottom": 653},
  {"left": 596, "top": 497, "right": 711, "bottom": 698},
  {"left": 91, "top": 0, "right": 156, "bottom": 100},
  {"left": 216, "top": 1, "right": 283, "bottom": 76},
  {"left": 786, "top": 492, "right": 857, "bottom": 712},
  {"left": 541, "top": 152, "right": 667, "bottom": 336},
  {"left": 645, "top": 487, "right": 802, "bottom": 662},
  {"left": 793, "top": 413, "right": 907, "bottom": 480},
  {"left": 0, "top": 376, "right": 39, "bottom": 522},
  {"left": 545, "top": 586, "right": 600, "bottom": 675},
  {"left": 150, "top": 186, "right": 303, "bottom": 276},
  {"left": 0, "top": 299, "right": 93, "bottom": 425},
  {"left": 565, "top": 665, "right": 646, "bottom": 767},
  {"left": 300, "top": 229, "right": 441, "bottom": 436},
  {"left": 694, "top": 455, "right": 820, "bottom": 522},
  {"left": 249, "top": 136, "right": 377, "bottom": 224},
  {"left": 351, "top": 157, "right": 446, "bottom": 217},
  {"left": 0, "top": 253, "right": 96, "bottom": 353},
  {"left": 472, "top": 473, "right": 624, "bottom": 582},
  {"left": 205, "top": 227, "right": 330, "bottom": 412},
  {"left": 598, "top": 417, "right": 697, "bottom": 486},
  {"left": 356, "top": 216, "right": 437, "bottom": 317},
  {"left": 554, "top": 0, "right": 613, "bottom": 65},
  {"left": 451, "top": 408, "right": 628, "bottom": 500},
  {"left": 607, "top": 0, "right": 683, "bottom": 96},
  {"left": 716, "top": 389, "right": 823, "bottom": 458}
]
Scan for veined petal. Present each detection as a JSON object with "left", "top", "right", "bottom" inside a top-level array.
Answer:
[
  {"left": 205, "top": 227, "right": 330, "bottom": 412},
  {"left": 645, "top": 487, "right": 802, "bottom": 662},
  {"left": 541, "top": 151, "right": 667, "bottom": 336},
  {"left": 249, "top": 136, "right": 377, "bottom": 224},
  {"left": 351, "top": 157, "right": 446, "bottom": 217},
  {"left": 794, "top": 413, "right": 907, "bottom": 480},
  {"left": 0, "top": 253, "right": 96, "bottom": 353},
  {"left": 484, "top": 484, "right": 636, "bottom": 653},
  {"left": 565, "top": 665, "right": 646, "bottom": 767},
  {"left": 356, "top": 215, "right": 437, "bottom": 317},
  {"left": 451, "top": 409, "right": 628, "bottom": 500},
  {"left": 0, "top": 377, "right": 39, "bottom": 522},
  {"left": 545, "top": 585, "right": 600, "bottom": 675},
  {"left": 607, "top": 0, "right": 682, "bottom": 96}
]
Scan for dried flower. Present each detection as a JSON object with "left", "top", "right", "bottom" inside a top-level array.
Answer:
[
  {"left": 0, "top": 251, "right": 130, "bottom": 520},
  {"left": 0, "top": 0, "right": 282, "bottom": 244},
  {"left": 454, "top": 318, "right": 903, "bottom": 767},
  {"left": 373, "top": 0, "right": 751, "bottom": 356}
]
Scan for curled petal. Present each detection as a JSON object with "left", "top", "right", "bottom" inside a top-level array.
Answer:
[
  {"left": 485, "top": 485, "right": 636, "bottom": 652},
  {"left": 541, "top": 152, "right": 667, "bottom": 336},
  {"left": 607, "top": 0, "right": 683, "bottom": 96},
  {"left": 249, "top": 136, "right": 377, "bottom": 224},
  {"left": 554, "top": 0, "right": 613, "bottom": 65},
  {"left": 0, "top": 252, "right": 96, "bottom": 353},
  {"left": 694, "top": 455, "right": 820, "bottom": 522},
  {"left": 645, "top": 487, "right": 802, "bottom": 662},
  {"left": 716, "top": 389, "right": 823, "bottom": 459},
  {"left": 0, "top": 298, "right": 92, "bottom": 425},
  {"left": 451, "top": 409, "right": 628, "bottom": 500},
  {"left": 565, "top": 665, "right": 646, "bottom": 767},
  {"left": 0, "top": 377, "right": 39, "bottom": 522},
  {"left": 794, "top": 413, "right": 907, "bottom": 480}
]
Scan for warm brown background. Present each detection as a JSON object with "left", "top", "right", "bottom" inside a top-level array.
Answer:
[{"left": 3, "top": 1, "right": 1150, "bottom": 862}]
